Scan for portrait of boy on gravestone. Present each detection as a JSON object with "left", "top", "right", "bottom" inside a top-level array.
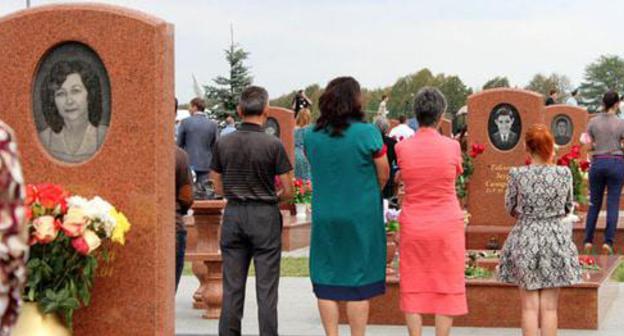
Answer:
[
  {"left": 551, "top": 115, "right": 573, "bottom": 146},
  {"left": 488, "top": 104, "right": 521, "bottom": 151},
  {"left": 34, "top": 42, "right": 111, "bottom": 163}
]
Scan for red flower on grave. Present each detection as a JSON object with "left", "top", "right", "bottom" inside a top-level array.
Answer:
[
  {"left": 525, "top": 157, "right": 533, "bottom": 166},
  {"left": 580, "top": 160, "right": 590, "bottom": 172},
  {"left": 570, "top": 145, "right": 581, "bottom": 160},
  {"left": 557, "top": 154, "right": 571, "bottom": 167},
  {"left": 469, "top": 143, "right": 486, "bottom": 158},
  {"left": 294, "top": 179, "right": 303, "bottom": 188},
  {"left": 26, "top": 183, "right": 69, "bottom": 212}
]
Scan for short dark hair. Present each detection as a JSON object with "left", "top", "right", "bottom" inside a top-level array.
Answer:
[
  {"left": 239, "top": 86, "right": 269, "bottom": 116},
  {"left": 603, "top": 90, "right": 620, "bottom": 111},
  {"left": 382, "top": 94, "right": 387, "bottom": 100},
  {"left": 571, "top": 89, "right": 579, "bottom": 97},
  {"left": 494, "top": 107, "right": 515, "bottom": 119},
  {"left": 42, "top": 60, "right": 102, "bottom": 133},
  {"left": 549, "top": 89, "right": 558, "bottom": 96},
  {"left": 413, "top": 87, "right": 447, "bottom": 127},
  {"left": 315, "top": 76, "right": 364, "bottom": 137},
  {"left": 398, "top": 115, "right": 407, "bottom": 123},
  {"left": 190, "top": 97, "right": 205, "bottom": 111}
]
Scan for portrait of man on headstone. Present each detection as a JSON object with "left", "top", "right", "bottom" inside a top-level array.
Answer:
[
  {"left": 33, "top": 42, "right": 111, "bottom": 163},
  {"left": 552, "top": 115, "right": 573, "bottom": 146},
  {"left": 488, "top": 104, "right": 521, "bottom": 151}
]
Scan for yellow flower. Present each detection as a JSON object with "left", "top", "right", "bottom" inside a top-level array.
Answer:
[{"left": 109, "top": 208, "right": 131, "bottom": 245}]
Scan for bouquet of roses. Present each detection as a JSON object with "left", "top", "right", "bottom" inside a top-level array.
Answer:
[
  {"left": 291, "top": 179, "right": 312, "bottom": 204},
  {"left": 24, "top": 183, "right": 131, "bottom": 329},
  {"left": 456, "top": 143, "right": 486, "bottom": 200},
  {"left": 556, "top": 145, "right": 590, "bottom": 205}
]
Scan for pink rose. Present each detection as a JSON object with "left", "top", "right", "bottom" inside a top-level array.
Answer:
[
  {"left": 32, "top": 215, "right": 59, "bottom": 244},
  {"left": 61, "top": 208, "right": 88, "bottom": 237},
  {"left": 71, "top": 236, "right": 89, "bottom": 255},
  {"left": 72, "top": 230, "right": 101, "bottom": 255}
]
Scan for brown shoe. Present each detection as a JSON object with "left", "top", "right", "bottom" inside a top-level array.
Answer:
[
  {"left": 583, "top": 243, "right": 593, "bottom": 254},
  {"left": 602, "top": 244, "right": 613, "bottom": 255}
]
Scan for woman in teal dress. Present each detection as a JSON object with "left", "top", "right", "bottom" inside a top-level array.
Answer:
[
  {"left": 304, "top": 77, "right": 390, "bottom": 336},
  {"left": 294, "top": 108, "right": 312, "bottom": 180}
]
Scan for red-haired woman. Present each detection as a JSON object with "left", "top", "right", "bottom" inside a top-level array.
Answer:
[{"left": 499, "top": 124, "right": 582, "bottom": 336}]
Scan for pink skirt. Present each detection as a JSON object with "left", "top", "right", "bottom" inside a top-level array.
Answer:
[{"left": 400, "top": 292, "right": 468, "bottom": 316}]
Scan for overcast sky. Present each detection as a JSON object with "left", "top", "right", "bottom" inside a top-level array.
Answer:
[{"left": 2, "top": 0, "right": 623, "bottom": 103}]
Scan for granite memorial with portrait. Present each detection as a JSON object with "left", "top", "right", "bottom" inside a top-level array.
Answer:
[{"left": 33, "top": 42, "right": 111, "bottom": 163}]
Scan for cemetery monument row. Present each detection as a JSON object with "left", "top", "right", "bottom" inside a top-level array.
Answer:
[{"left": 0, "top": 4, "right": 174, "bottom": 335}]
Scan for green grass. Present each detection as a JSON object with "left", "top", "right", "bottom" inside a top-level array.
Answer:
[
  {"left": 183, "top": 257, "right": 310, "bottom": 277},
  {"left": 612, "top": 261, "right": 624, "bottom": 282}
]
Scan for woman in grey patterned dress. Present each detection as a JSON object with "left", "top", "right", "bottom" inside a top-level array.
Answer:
[{"left": 498, "top": 125, "right": 581, "bottom": 336}]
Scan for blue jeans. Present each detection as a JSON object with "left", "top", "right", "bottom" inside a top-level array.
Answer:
[
  {"left": 584, "top": 158, "right": 624, "bottom": 246},
  {"left": 175, "top": 230, "right": 187, "bottom": 293}
]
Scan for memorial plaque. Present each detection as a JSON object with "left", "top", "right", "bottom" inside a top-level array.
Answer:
[
  {"left": 0, "top": 4, "right": 174, "bottom": 335},
  {"left": 467, "top": 89, "right": 544, "bottom": 227},
  {"left": 33, "top": 42, "right": 111, "bottom": 163},
  {"left": 265, "top": 106, "right": 295, "bottom": 164},
  {"left": 544, "top": 105, "right": 588, "bottom": 155}
]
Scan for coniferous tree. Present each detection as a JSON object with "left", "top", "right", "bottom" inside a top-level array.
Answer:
[{"left": 204, "top": 40, "right": 253, "bottom": 120}]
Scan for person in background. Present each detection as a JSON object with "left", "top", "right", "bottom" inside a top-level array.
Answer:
[
  {"left": 566, "top": 89, "right": 580, "bottom": 106},
  {"left": 221, "top": 116, "right": 237, "bottom": 137},
  {"left": 0, "top": 121, "right": 27, "bottom": 336},
  {"left": 211, "top": 86, "right": 293, "bottom": 336},
  {"left": 499, "top": 124, "right": 581, "bottom": 336},
  {"left": 545, "top": 89, "right": 558, "bottom": 106},
  {"left": 396, "top": 87, "right": 466, "bottom": 336},
  {"left": 176, "top": 97, "right": 219, "bottom": 186},
  {"left": 304, "top": 77, "right": 389, "bottom": 336},
  {"left": 174, "top": 99, "right": 193, "bottom": 292},
  {"left": 374, "top": 117, "right": 398, "bottom": 199},
  {"left": 583, "top": 91, "right": 624, "bottom": 254},
  {"left": 407, "top": 116, "right": 420, "bottom": 132},
  {"left": 389, "top": 115, "right": 415, "bottom": 142},
  {"left": 291, "top": 89, "right": 312, "bottom": 118},
  {"left": 294, "top": 108, "right": 312, "bottom": 180},
  {"left": 377, "top": 95, "right": 389, "bottom": 117}
]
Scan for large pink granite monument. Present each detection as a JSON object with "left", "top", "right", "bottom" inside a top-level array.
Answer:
[{"left": 0, "top": 4, "right": 174, "bottom": 335}]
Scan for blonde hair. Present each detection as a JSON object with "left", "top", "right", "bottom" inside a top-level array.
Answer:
[{"left": 296, "top": 108, "right": 311, "bottom": 127}]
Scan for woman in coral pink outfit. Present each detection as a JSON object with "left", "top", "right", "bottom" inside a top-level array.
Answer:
[{"left": 396, "top": 87, "right": 467, "bottom": 336}]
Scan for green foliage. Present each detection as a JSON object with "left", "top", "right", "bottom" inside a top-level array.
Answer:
[
  {"left": 525, "top": 73, "right": 572, "bottom": 100},
  {"left": 204, "top": 43, "right": 253, "bottom": 120},
  {"left": 271, "top": 68, "right": 472, "bottom": 122},
  {"left": 569, "top": 159, "right": 589, "bottom": 205},
  {"left": 612, "top": 261, "right": 624, "bottom": 282},
  {"left": 456, "top": 152, "right": 475, "bottom": 200},
  {"left": 26, "top": 235, "right": 102, "bottom": 329},
  {"left": 579, "top": 55, "right": 624, "bottom": 112},
  {"left": 482, "top": 76, "right": 510, "bottom": 90}
]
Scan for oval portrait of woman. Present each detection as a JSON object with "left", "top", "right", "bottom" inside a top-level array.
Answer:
[
  {"left": 487, "top": 103, "right": 522, "bottom": 151},
  {"left": 33, "top": 42, "right": 111, "bottom": 163}
]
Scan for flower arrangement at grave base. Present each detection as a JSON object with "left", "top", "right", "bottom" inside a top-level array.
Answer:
[
  {"left": 455, "top": 143, "right": 486, "bottom": 201},
  {"left": 291, "top": 178, "right": 312, "bottom": 204},
  {"left": 578, "top": 255, "right": 600, "bottom": 272},
  {"left": 464, "top": 251, "right": 493, "bottom": 279},
  {"left": 22, "top": 183, "right": 131, "bottom": 330},
  {"left": 384, "top": 208, "right": 400, "bottom": 275},
  {"left": 556, "top": 145, "right": 590, "bottom": 205}
]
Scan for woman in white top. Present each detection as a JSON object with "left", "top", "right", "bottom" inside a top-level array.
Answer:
[{"left": 38, "top": 61, "right": 107, "bottom": 163}]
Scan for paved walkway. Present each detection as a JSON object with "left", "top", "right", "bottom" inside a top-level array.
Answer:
[{"left": 175, "top": 276, "right": 624, "bottom": 336}]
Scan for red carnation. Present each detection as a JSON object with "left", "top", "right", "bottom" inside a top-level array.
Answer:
[
  {"left": 294, "top": 179, "right": 303, "bottom": 188},
  {"left": 71, "top": 236, "right": 90, "bottom": 255},
  {"left": 525, "top": 157, "right": 532, "bottom": 166},
  {"left": 580, "top": 160, "right": 590, "bottom": 172}
]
